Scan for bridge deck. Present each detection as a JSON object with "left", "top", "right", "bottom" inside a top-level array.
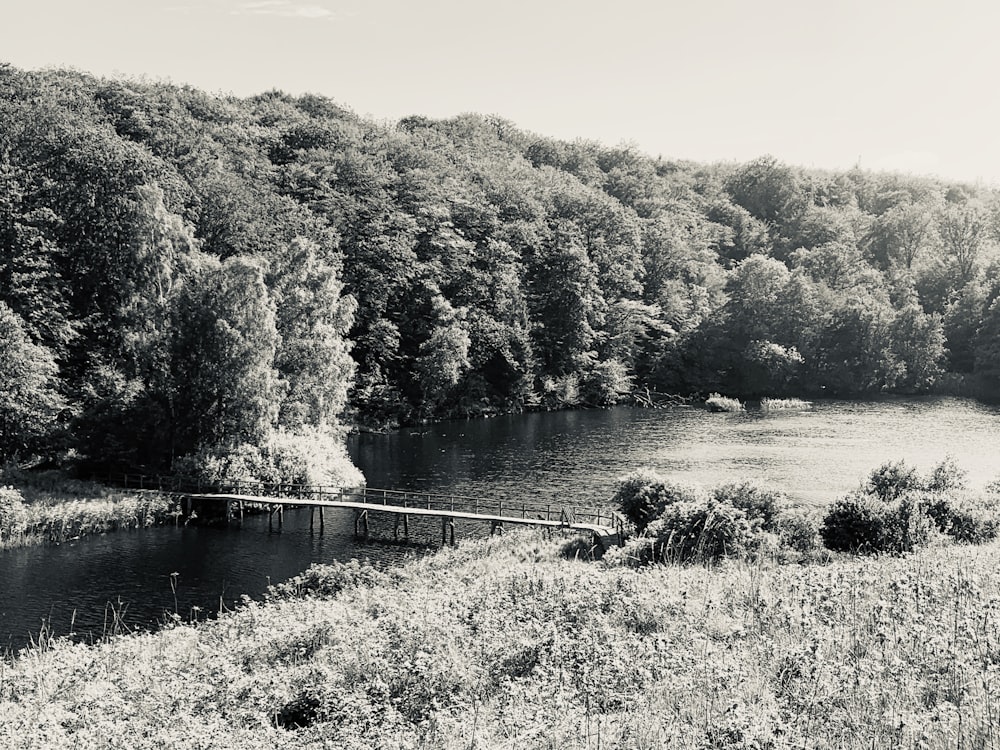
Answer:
[{"left": 187, "top": 493, "right": 617, "bottom": 537}]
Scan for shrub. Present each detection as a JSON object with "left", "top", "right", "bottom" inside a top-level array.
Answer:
[
  {"left": 172, "top": 443, "right": 271, "bottom": 484},
  {"left": 579, "top": 358, "right": 633, "bottom": 406},
  {"left": 644, "top": 501, "right": 755, "bottom": 563},
  {"left": 864, "top": 460, "right": 923, "bottom": 501},
  {"left": 924, "top": 492, "right": 1000, "bottom": 545},
  {"left": 776, "top": 509, "right": 821, "bottom": 553},
  {"left": 713, "top": 482, "right": 784, "bottom": 532},
  {"left": 705, "top": 393, "right": 744, "bottom": 412},
  {"left": 611, "top": 470, "right": 703, "bottom": 532},
  {"left": 925, "top": 456, "right": 968, "bottom": 493},
  {"left": 820, "top": 492, "right": 935, "bottom": 554},
  {"left": 863, "top": 457, "right": 967, "bottom": 501},
  {"left": 541, "top": 374, "right": 581, "bottom": 407},
  {"left": 268, "top": 427, "right": 364, "bottom": 489},
  {"left": 267, "top": 560, "right": 391, "bottom": 600},
  {"left": 172, "top": 430, "right": 364, "bottom": 489}
]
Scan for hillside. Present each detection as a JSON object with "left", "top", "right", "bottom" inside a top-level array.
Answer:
[{"left": 2, "top": 64, "right": 1000, "bottom": 481}]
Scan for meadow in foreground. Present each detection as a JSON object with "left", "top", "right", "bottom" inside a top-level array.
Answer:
[{"left": 4, "top": 532, "right": 1000, "bottom": 749}]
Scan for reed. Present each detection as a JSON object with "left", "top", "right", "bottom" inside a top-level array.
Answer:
[
  {"left": 0, "top": 472, "right": 181, "bottom": 549},
  {"left": 760, "top": 397, "right": 812, "bottom": 411},
  {"left": 705, "top": 392, "right": 744, "bottom": 412}
]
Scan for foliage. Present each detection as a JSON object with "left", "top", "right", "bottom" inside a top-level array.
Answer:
[
  {"left": 267, "top": 427, "right": 364, "bottom": 489},
  {"left": 776, "top": 508, "right": 822, "bottom": 553},
  {"left": 267, "top": 560, "right": 393, "bottom": 600},
  {"left": 864, "top": 460, "right": 924, "bottom": 501},
  {"left": 3, "top": 63, "right": 1000, "bottom": 463},
  {"left": 820, "top": 492, "right": 936, "bottom": 554},
  {"left": 0, "top": 303, "right": 66, "bottom": 461},
  {"left": 713, "top": 481, "right": 784, "bottom": 532},
  {"left": 923, "top": 493, "right": 1000, "bottom": 545},
  {"left": 760, "top": 397, "right": 811, "bottom": 410},
  {"left": 638, "top": 500, "right": 756, "bottom": 563},
  {"left": 0, "top": 478, "right": 178, "bottom": 549},
  {"left": 611, "top": 469, "right": 702, "bottom": 531},
  {"left": 578, "top": 357, "right": 632, "bottom": 406},
  {"left": 15, "top": 534, "right": 1000, "bottom": 747},
  {"left": 705, "top": 393, "right": 744, "bottom": 412},
  {"left": 0, "top": 485, "right": 27, "bottom": 540}
]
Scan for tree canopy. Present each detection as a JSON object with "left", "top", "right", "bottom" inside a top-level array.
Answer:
[{"left": 1, "top": 65, "right": 999, "bottom": 477}]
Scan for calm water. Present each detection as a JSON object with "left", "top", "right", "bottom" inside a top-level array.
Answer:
[
  {"left": 353, "top": 396, "right": 1000, "bottom": 507},
  {"left": 1, "top": 397, "right": 998, "bottom": 651}
]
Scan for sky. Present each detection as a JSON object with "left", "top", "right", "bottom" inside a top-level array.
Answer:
[{"left": 3, "top": 0, "right": 1000, "bottom": 184}]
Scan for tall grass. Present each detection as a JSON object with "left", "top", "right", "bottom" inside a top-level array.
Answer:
[
  {"left": 0, "top": 469, "right": 180, "bottom": 549},
  {"left": 760, "top": 396, "right": 812, "bottom": 411},
  {"left": 705, "top": 392, "right": 744, "bottom": 412},
  {"left": 5, "top": 533, "right": 1000, "bottom": 748}
]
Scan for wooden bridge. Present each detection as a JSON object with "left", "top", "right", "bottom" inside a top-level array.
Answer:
[{"left": 115, "top": 474, "right": 625, "bottom": 551}]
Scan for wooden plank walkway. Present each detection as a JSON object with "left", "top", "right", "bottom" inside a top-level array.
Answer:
[{"left": 114, "top": 473, "right": 625, "bottom": 550}]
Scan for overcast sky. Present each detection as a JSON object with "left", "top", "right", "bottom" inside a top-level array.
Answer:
[{"left": 4, "top": 0, "right": 999, "bottom": 184}]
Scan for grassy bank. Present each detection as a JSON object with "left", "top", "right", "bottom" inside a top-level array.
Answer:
[
  {"left": 4, "top": 532, "right": 1000, "bottom": 749},
  {"left": 0, "top": 470, "right": 181, "bottom": 549}
]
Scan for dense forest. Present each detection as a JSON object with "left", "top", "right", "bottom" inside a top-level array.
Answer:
[{"left": 1, "top": 64, "right": 999, "bottom": 483}]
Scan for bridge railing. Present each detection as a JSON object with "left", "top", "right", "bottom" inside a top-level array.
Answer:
[{"left": 108, "top": 473, "right": 624, "bottom": 532}]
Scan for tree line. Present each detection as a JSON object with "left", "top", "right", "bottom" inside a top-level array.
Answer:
[{"left": 1, "top": 65, "right": 998, "bottom": 481}]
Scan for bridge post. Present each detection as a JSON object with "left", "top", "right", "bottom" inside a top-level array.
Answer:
[
  {"left": 354, "top": 510, "right": 369, "bottom": 540},
  {"left": 442, "top": 517, "right": 456, "bottom": 547},
  {"left": 319, "top": 506, "right": 324, "bottom": 531},
  {"left": 310, "top": 507, "right": 314, "bottom": 531},
  {"left": 394, "top": 514, "right": 400, "bottom": 541},
  {"left": 403, "top": 514, "right": 409, "bottom": 541}
]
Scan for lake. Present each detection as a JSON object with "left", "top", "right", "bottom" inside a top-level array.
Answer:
[{"left": 1, "top": 397, "right": 997, "bottom": 651}]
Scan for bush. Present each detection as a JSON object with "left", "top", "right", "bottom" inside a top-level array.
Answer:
[
  {"left": 820, "top": 492, "right": 935, "bottom": 554},
  {"left": 925, "top": 456, "right": 968, "bottom": 493},
  {"left": 267, "top": 560, "right": 391, "bottom": 600},
  {"left": 643, "top": 501, "right": 755, "bottom": 563},
  {"left": 579, "top": 358, "right": 633, "bottom": 406},
  {"left": 924, "top": 492, "right": 1000, "bottom": 545},
  {"left": 705, "top": 393, "right": 744, "bottom": 412},
  {"left": 172, "top": 429, "right": 364, "bottom": 490},
  {"left": 863, "top": 456, "right": 966, "bottom": 501},
  {"left": 172, "top": 443, "right": 271, "bottom": 484},
  {"left": 611, "top": 470, "right": 703, "bottom": 532},
  {"left": 713, "top": 482, "right": 784, "bottom": 532},
  {"left": 268, "top": 427, "right": 364, "bottom": 489},
  {"left": 776, "top": 509, "right": 821, "bottom": 553},
  {"left": 865, "top": 460, "right": 923, "bottom": 502}
]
